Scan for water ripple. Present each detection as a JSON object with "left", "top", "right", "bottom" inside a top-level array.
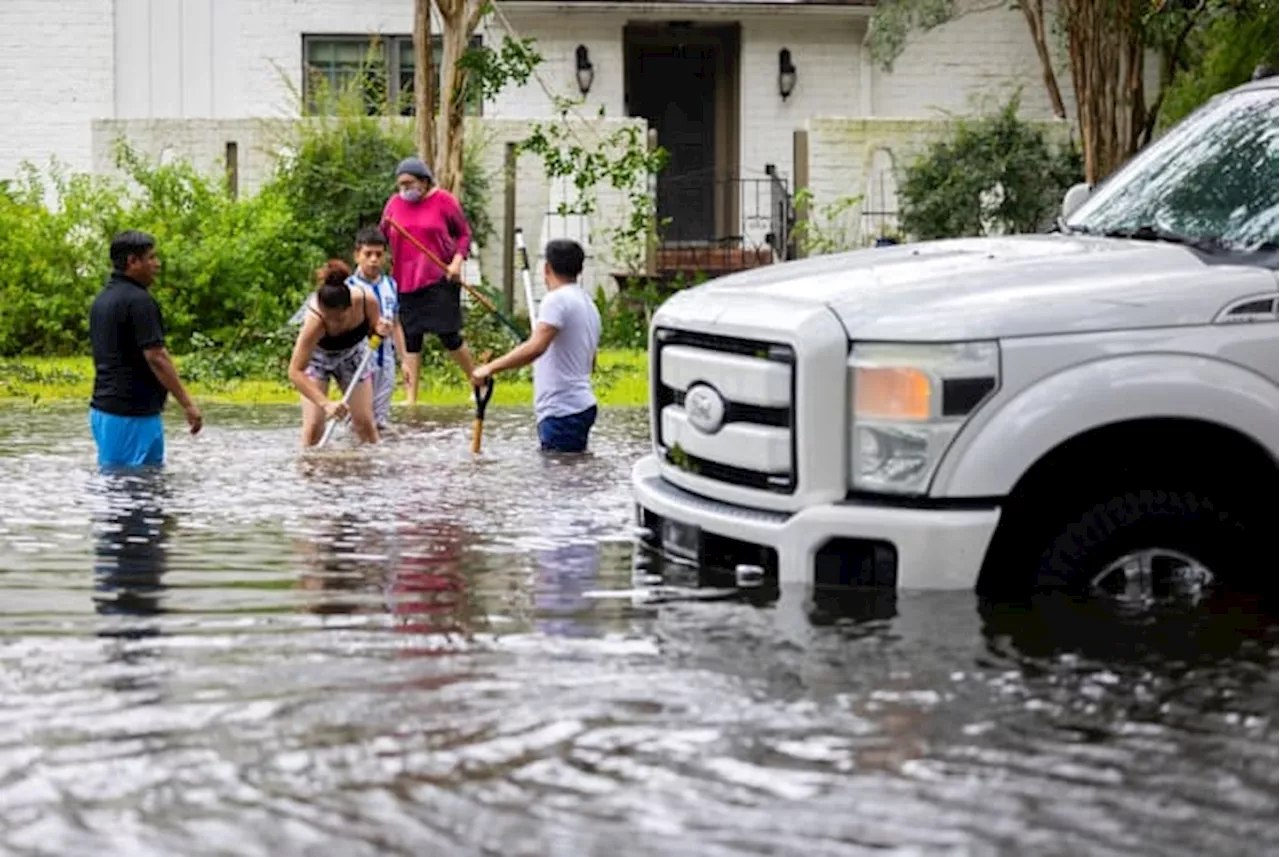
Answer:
[{"left": 0, "top": 404, "right": 1274, "bottom": 855}]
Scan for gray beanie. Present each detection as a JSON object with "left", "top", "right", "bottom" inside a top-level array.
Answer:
[{"left": 394, "top": 157, "right": 434, "bottom": 183}]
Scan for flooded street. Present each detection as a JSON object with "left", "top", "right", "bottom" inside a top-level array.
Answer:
[{"left": 0, "top": 404, "right": 1275, "bottom": 856}]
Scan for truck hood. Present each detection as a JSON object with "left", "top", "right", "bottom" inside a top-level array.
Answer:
[{"left": 665, "top": 235, "right": 1277, "bottom": 341}]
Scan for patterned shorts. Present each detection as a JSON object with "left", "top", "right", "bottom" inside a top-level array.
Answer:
[{"left": 305, "top": 340, "right": 374, "bottom": 391}]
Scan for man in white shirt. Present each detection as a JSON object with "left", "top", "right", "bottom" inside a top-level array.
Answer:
[{"left": 470, "top": 239, "right": 602, "bottom": 452}]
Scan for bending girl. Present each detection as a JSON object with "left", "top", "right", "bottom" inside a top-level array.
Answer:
[{"left": 288, "top": 259, "right": 386, "bottom": 446}]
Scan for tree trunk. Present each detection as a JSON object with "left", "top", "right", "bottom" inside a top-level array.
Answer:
[
  {"left": 1061, "top": 0, "right": 1148, "bottom": 184},
  {"left": 414, "top": 0, "right": 436, "bottom": 170},
  {"left": 1018, "top": 0, "right": 1067, "bottom": 119},
  {"left": 433, "top": 0, "right": 484, "bottom": 196}
]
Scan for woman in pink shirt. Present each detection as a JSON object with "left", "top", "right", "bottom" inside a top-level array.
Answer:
[{"left": 380, "top": 157, "right": 475, "bottom": 406}]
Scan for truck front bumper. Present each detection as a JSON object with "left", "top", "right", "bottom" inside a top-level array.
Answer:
[{"left": 631, "top": 455, "right": 1001, "bottom": 590}]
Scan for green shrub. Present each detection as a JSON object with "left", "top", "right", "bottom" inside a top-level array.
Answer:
[
  {"left": 593, "top": 273, "right": 707, "bottom": 350},
  {"left": 0, "top": 119, "right": 497, "bottom": 361},
  {"left": 1158, "top": 4, "right": 1279, "bottom": 132},
  {"left": 113, "top": 143, "right": 325, "bottom": 351},
  {"left": 898, "top": 95, "right": 1083, "bottom": 241},
  {"left": 0, "top": 163, "right": 124, "bottom": 355},
  {"left": 0, "top": 141, "right": 325, "bottom": 358}
]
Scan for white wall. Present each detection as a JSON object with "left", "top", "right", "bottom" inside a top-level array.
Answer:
[
  {"left": 738, "top": 16, "right": 862, "bottom": 181},
  {"left": 113, "top": 0, "right": 241, "bottom": 118},
  {"left": 869, "top": 1, "right": 1076, "bottom": 121},
  {"left": 484, "top": 12, "right": 624, "bottom": 119},
  {"left": 115, "top": 0, "right": 430, "bottom": 119},
  {"left": 867, "top": 0, "right": 1157, "bottom": 121},
  {"left": 232, "top": 0, "right": 421, "bottom": 118},
  {"left": 0, "top": 0, "right": 115, "bottom": 178}
]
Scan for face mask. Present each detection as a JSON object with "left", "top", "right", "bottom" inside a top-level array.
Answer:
[{"left": 399, "top": 188, "right": 423, "bottom": 203}]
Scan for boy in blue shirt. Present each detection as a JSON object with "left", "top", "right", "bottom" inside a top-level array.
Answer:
[{"left": 347, "top": 227, "right": 404, "bottom": 430}]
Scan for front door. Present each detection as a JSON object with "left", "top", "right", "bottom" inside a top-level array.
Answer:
[{"left": 626, "top": 26, "right": 737, "bottom": 244}]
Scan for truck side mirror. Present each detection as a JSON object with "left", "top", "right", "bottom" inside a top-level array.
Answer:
[{"left": 1061, "top": 182, "right": 1092, "bottom": 221}]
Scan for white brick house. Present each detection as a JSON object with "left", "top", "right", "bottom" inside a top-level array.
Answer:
[{"left": 0, "top": 0, "right": 1078, "bottom": 292}]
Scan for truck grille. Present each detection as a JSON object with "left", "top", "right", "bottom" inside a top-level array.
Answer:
[{"left": 652, "top": 327, "right": 797, "bottom": 494}]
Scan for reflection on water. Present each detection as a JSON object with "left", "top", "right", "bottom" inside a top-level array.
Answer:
[
  {"left": 0, "top": 404, "right": 1275, "bottom": 856},
  {"left": 92, "top": 471, "right": 172, "bottom": 638},
  {"left": 535, "top": 539, "right": 601, "bottom": 639}
]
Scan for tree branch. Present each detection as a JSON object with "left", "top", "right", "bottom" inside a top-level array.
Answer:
[
  {"left": 1018, "top": 0, "right": 1068, "bottom": 118},
  {"left": 1141, "top": 1, "right": 1206, "bottom": 144},
  {"left": 466, "top": 0, "right": 487, "bottom": 37}
]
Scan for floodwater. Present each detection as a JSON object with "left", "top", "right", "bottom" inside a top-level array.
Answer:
[{"left": 0, "top": 403, "right": 1275, "bottom": 856}]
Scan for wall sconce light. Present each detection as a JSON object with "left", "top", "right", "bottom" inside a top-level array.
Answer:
[
  {"left": 778, "top": 48, "right": 797, "bottom": 100},
  {"left": 576, "top": 45, "right": 595, "bottom": 96}
]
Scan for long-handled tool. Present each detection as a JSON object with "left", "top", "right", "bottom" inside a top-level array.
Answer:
[
  {"left": 383, "top": 216, "right": 526, "bottom": 342},
  {"left": 317, "top": 333, "right": 382, "bottom": 449},
  {"left": 469, "top": 348, "right": 496, "bottom": 454},
  {"left": 470, "top": 374, "right": 495, "bottom": 454},
  {"left": 514, "top": 227, "right": 539, "bottom": 326}
]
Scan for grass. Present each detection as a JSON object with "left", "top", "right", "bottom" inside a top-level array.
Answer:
[{"left": 0, "top": 349, "right": 650, "bottom": 408}]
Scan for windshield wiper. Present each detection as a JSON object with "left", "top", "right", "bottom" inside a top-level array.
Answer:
[{"left": 1099, "top": 224, "right": 1227, "bottom": 253}]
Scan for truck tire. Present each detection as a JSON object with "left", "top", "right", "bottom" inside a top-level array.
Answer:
[{"left": 1033, "top": 488, "right": 1261, "bottom": 597}]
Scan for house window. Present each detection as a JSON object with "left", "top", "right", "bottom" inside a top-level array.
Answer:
[{"left": 303, "top": 34, "right": 484, "bottom": 116}]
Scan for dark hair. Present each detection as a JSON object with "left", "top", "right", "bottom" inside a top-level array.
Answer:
[
  {"left": 544, "top": 239, "right": 585, "bottom": 279},
  {"left": 354, "top": 226, "right": 388, "bottom": 249},
  {"left": 110, "top": 230, "right": 156, "bottom": 272},
  {"left": 316, "top": 259, "right": 353, "bottom": 309}
]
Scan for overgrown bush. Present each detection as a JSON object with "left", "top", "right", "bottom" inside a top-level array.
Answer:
[
  {"left": 1158, "top": 3, "right": 1279, "bottom": 132},
  {"left": 0, "top": 113, "right": 495, "bottom": 360},
  {"left": 115, "top": 144, "right": 325, "bottom": 351},
  {"left": 898, "top": 96, "right": 1083, "bottom": 241},
  {"left": 592, "top": 273, "right": 708, "bottom": 349},
  {"left": 0, "top": 165, "right": 123, "bottom": 355},
  {"left": 0, "top": 143, "right": 325, "bottom": 357}
]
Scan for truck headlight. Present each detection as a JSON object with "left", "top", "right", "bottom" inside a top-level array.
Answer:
[{"left": 848, "top": 341, "right": 1000, "bottom": 495}]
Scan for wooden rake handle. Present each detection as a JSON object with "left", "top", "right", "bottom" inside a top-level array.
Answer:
[
  {"left": 470, "top": 349, "right": 495, "bottom": 455},
  {"left": 384, "top": 216, "right": 496, "bottom": 312},
  {"left": 383, "top": 216, "right": 526, "bottom": 342}
]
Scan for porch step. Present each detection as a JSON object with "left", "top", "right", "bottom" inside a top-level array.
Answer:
[{"left": 656, "top": 245, "right": 775, "bottom": 277}]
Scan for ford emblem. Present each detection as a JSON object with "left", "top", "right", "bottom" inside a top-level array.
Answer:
[{"left": 685, "top": 383, "right": 726, "bottom": 434}]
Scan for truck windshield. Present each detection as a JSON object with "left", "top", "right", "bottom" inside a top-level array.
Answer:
[{"left": 1065, "top": 85, "right": 1279, "bottom": 252}]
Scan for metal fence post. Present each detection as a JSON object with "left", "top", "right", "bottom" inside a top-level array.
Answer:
[{"left": 646, "top": 126, "right": 659, "bottom": 278}]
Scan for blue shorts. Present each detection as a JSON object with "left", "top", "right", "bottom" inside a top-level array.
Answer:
[
  {"left": 90, "top": 408, "right": 165, "bottom": 469},
  {"left": 537, "top": 405, "right": 597, "bottom": 453}
]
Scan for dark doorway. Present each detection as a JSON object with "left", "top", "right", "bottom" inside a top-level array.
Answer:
[{"left": 625, "top": 24, "right": 740, "bottom": 244}]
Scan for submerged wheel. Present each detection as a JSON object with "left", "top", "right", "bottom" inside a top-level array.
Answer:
[{"left": 1032, "top": 488, "right": 1259, "bottom": 599}]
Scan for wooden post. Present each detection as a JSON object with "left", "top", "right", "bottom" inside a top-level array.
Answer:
[
  {"left": 225, "top": 142, "right": 239, "bottom": 200},
  {"left": 792, "top": 129, "right": 810, "bottom": 259},
  {"left": 502, "top": 142, "right": 517, "bottom": 314},
  {"left": 646, "top": 126, "right": 659, "bottom": 277}
]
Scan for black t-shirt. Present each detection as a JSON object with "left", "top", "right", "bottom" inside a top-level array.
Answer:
[{"left": 89, "top": 273, "right": 169, "bottom": 416}]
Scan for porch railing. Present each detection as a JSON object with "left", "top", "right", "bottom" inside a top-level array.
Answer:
[
  {"left": 537, "top": 166, "right": 797, "bottom": 278},
  {"left": 653, "top": 167, "right": 794, "bottom": 275}
]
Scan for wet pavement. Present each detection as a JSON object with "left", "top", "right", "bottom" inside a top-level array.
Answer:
[{"left": 0, "top": 403, "right": 1275, "bottom": 856}]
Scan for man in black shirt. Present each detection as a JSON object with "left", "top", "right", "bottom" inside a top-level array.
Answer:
[{"left": 89, "top": 230, "right": 202, "bottom": 468}]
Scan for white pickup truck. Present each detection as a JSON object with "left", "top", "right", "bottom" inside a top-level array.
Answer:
[{"left": 632, "top": 75, "right": 1278, "bottom": 600}]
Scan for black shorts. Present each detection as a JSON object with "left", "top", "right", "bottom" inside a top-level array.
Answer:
[{"left": 399, "top": 279, "right": 464, "bottom": 353}]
